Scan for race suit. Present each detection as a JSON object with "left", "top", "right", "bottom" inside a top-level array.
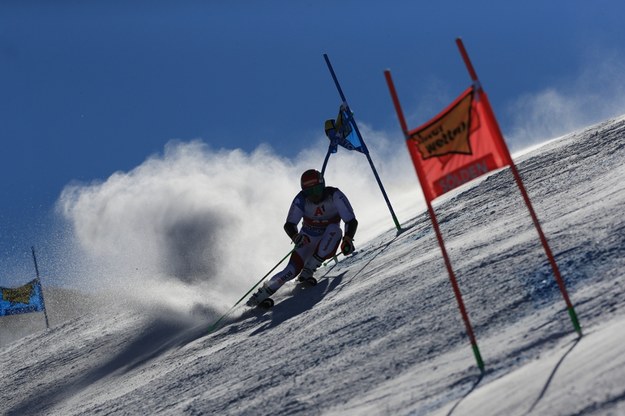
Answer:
[{"left": 265, "top": 186, "right": 358, "bottom": 292}]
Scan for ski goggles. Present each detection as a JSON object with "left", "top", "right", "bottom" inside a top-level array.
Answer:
[{"left": 303, "top": 184, "right": 324, "bottom": 198}]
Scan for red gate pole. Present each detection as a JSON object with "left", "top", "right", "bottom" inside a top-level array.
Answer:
[
  {"left": 455, "top": 38, "right": 582, "bottom": 337},
  {"left": 385, "top": 69, "right": 485, "bottom": 372}
]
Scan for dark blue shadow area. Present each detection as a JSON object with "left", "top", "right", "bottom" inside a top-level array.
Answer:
[
  {"left": 6, "top": 314, "right": 210, "bottom": 416},
  {"left": 521, "top": 228, "right": 625, "bottom": 311},
  {"left": 250, "top": 272, "right": 345, "bottom": 336}
]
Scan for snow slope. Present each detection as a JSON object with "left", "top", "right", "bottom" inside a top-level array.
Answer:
[{"left": 1, "top": 115, "right": 625, "bottom": 415}]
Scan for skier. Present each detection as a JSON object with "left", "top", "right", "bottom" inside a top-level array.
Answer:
[{"left": 246, "top": 169, "right": 358, "bottom": 307}]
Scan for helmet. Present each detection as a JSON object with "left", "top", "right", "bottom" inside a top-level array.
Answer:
[
  {"left": 301, "top": 169, "right": 325, "bottom": 190},
  {"left": 300, "top": 169, "right": 325, "bottom": 199}
]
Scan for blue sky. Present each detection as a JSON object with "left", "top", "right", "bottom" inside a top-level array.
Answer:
[{"left": 2, "top": 1, "right": 625, "bottom": 266}]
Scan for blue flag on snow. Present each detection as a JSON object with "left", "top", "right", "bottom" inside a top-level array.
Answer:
[
  {"left": 0, "top": 279, "right": 45, "bottom": 316},
  {"left": 324, "top": 105, "right": 368, "bottom": 154}
]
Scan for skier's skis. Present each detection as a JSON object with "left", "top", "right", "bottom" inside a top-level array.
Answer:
[{"left": 253, "top": 277, "right": 317, "bottom": 309}]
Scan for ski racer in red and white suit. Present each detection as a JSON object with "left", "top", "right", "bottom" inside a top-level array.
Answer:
[{"left": 247, "top": 169, "right": 358, "bottom": 307}]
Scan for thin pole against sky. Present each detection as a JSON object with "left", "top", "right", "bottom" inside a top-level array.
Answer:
[
  {"left": 323, "top": 54, "right": 402, "bottom": 233},
  {"left": 31, "top": 246, "right": 50, "bottom": 329}
]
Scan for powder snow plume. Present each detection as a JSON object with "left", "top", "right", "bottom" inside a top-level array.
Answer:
[
  {"left": 506, "top": 48, "right": 625, "bottom": 149},
  {"left": 55, "top": 133, "right": 421, "bottom": 314}
]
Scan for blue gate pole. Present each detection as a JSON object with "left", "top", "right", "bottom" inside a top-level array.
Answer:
[
  {"left": 31, "top": 246, "right": 50, "bottom": 329},
  {"left": 321, "top": 146, "right": 332, "bottom": 176},
  {"left": 323, "top": 54, "right": 402, "bottom": 233}
]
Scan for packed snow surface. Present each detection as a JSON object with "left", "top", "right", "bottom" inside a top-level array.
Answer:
[{"left": 1, "top": 115, "right": 625, "bottom": 415}]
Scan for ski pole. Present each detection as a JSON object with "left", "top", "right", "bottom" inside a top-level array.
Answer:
[
  {"left": 207, "top": 247, "right": 295, "bottom": 333},
  {"left": 323, "top": 253, "right": 341, "bottom": 267}
]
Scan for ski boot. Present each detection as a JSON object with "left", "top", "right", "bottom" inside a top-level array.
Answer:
[
  {"left": 298, "top": 254, "right": 322, "bottom": 287},
  {"left": 297, "top": 268, "right": 318, "bottom": 287},
  {"left": 246, "top": 283, "right": 275, "bottom": 308}
]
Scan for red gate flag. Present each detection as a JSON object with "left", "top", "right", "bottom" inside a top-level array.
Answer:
[
  {"left": 384, "top": 38, "right": 582, "bottom": 374},
  {"left": 407, "top": 85, "right": 512, "bottom": 202}
]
